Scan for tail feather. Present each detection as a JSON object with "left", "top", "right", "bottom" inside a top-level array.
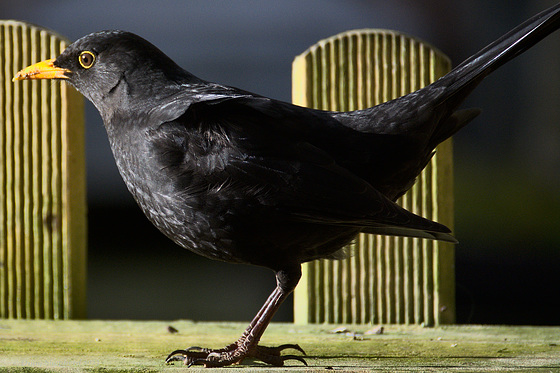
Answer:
[
  {"left": 438, "top": 3, "right": 560, "bottom": 103},
  {"left": 429, "top": 108, "right": 481, "bottom": 148},
  {"left": 361, "top": 225, "right": 458, "bottom": 243}
]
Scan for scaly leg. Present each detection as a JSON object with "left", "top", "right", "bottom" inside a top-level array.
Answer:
[{"left": 166, "top": 267, "right": 306, "bottom": 367}]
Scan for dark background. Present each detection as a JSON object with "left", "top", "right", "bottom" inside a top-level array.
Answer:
[{"left": 3, "top": 0, "right": 559, "bottom": 324}]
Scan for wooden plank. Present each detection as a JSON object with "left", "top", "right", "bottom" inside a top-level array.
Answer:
[{"left": 0, "top": 320, "right": 559, "bottom": 371}]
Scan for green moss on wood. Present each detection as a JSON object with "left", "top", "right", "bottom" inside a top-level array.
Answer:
[{"left": 1, "top": 321, "right": 559, "bottom": 372}]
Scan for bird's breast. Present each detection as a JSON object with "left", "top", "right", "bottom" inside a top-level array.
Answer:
[{"left": 107, "top": 131, "right": 241, "bottom": 263}]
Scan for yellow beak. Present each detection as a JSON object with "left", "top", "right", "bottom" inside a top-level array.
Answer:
[{"left": 12, "top": 58, "right": 70, "bottom": 81}]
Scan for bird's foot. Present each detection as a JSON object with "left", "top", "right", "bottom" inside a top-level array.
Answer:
[{"left": 165, "top": 343, "right": 307, "bottom": 367}]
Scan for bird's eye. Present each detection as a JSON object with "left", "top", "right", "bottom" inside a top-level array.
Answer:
[{"left": 78, "top": 51, "right": 96, "bottom": 69}]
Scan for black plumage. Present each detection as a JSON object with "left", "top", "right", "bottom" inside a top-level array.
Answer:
[{"left": 14, "top": 3, "right": 560, "bottom": 367}]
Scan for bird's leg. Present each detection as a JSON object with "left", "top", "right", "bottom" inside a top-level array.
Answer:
[{"left": 166, "top": 266, "right": 306, "bottom": 367}]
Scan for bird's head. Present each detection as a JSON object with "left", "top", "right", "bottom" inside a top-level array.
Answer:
[{"left": 14, "top": 30, "right": 197, "bottom": 116}]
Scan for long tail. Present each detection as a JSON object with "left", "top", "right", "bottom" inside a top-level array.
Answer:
[
  {"left": 428, "top": 3, "right": 560, "bottom": 144},
  {"left": 444, "top": 3, "right": 560, "bottom": 101}
]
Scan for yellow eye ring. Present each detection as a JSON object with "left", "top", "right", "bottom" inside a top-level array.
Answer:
[{"left": 78, "top": 51, "right": 96, "bottom": 69}]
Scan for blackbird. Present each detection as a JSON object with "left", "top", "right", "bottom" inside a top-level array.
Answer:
[{"left": 14, "top": 3, "right": 560, "bottom": 367}]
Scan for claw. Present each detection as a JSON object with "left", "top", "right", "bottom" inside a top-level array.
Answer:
[
  {"left": 165, "top": 342, "right": 306, "bottom": 367},
  {"left": 274, "top": 343, "right": 307, "bottom": 355},
  {"left": 251, "top": 346, "right": 308, "bottom": 367},
  {"left": 165, "top": 348, "right": 212, "bottom": 366},
  {"left": 165, "top": 349, "right": 188, "bottom": 363},
  {"left": 282, "top": 355, "right": 308, "bottom": 366}
]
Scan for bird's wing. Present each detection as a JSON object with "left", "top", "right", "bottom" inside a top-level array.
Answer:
[{"left": 154, "top": 95, "right": 456, "bottom": 243}]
